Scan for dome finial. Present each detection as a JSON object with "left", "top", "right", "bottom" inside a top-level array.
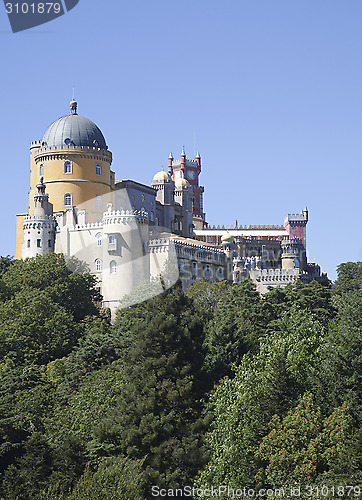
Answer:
[{"left": 70, "top": 89, "right": 77, "bottom": 115}]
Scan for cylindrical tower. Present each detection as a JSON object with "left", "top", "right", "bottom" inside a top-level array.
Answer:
[
  {"left": 101, "top": 207, "right": 149, "bottom": 314},
  {"left": 28, "top": 99, "right": 115, "bottom": 222},
  {"left": 281, "top": 238, "right": 303, "bottom": 270},
  {"left": 22, "top": 178, "right": 56, "bottom": 259}
]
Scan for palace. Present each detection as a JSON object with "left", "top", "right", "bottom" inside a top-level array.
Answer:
[{"left": 15, "top": 99, "right": 323, "bottom": 315}]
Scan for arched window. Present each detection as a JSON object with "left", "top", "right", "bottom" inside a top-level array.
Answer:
[
  {"left": 96, "top": 233, "right": 102, "bottom": 247},
  {"left": 110, "top": 260, "right": 117, "bottom": 274},
  {"left": 95, "top": 259, "right": 102, "bottom": 272},
  {"left": 64, "top": 161, "right": 72, "bottom": 174},
  {"left": 64, "top": 193, "right": 72, "bottom": 206},
  {"left": 39, "top": 164, "right": 44, "bottom": 177},
  {"left": 96, "top": 194, "right": 102, "bottom": 209},
  {"left": 96, "top": 162, "right": 102, "bottom": 176}
]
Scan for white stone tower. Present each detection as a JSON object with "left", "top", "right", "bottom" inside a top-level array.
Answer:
[
  {"left": 22, "top": 178, "right": 56, "bottom": 259},
  {"left": 101, "top": 205, "right": 150, "bottom": 313}
]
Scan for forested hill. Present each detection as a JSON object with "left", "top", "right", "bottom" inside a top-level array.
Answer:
[{"left": 0, "top": 254, "right": 361, "bottom": 499}]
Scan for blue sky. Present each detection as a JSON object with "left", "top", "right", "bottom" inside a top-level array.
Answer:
[{"left": 1, "top": 0, "right": 362, "bottom": 280}]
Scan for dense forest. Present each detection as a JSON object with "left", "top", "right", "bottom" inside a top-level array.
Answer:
[{"left": 0, "top": 253, "right": 361, "bottom": 499}]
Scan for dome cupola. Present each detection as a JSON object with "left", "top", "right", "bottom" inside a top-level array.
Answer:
[
  {"left": 221, "top": 232, "right": 234, "bottom": 243},
  {"left": 41, "top": 99, "right": 107, "bottom": 150},
  {"left": 152, "top": 168, "right": 171, "bottom": 182},
  {"left": 175, "top": 177, "right": 190, "bottom": 188}
]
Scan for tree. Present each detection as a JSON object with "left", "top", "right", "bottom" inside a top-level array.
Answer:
[
  {"left": 333, "top": 262, "right": 362, "bottom": 295},
  {"left": 262, "top": 280, "right": 336, "bottom": 327},
  {"left": 0, "top": 288, "right": 83, "bottom": 365},
  {"left": 316, "top": 290, "right": 362, "bottom": 421},
  {"left": 1, "top": 254, "right": 101, "bottom": 322},
  {"left": 63, "top": 457, "right": 145, "bottom": 500},
  {"left": 256, "top": 395, "right": 354, "bottom": 487},
  {"left": 94, "top": 283, "right": 209, "bottom": 491},
  {"left": 196, "top": 308, "right": 326, "bottom": 489},
  {"left": 203, "top": 280, "right": 265, "bottom": 381},
  {"left": 0, "top": 365, "right": 55, "bottom": 493},
  {"left": 185, "top": 279, "right": 231, "bottom": 315}
]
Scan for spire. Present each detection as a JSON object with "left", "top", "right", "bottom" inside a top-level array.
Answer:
[
  {"left": 33, "top": 177, "right": 52, "bottom": 217},
  {"left": 196, "top": 150, "right": 200, "bottom": 158},
  {"left": 36, "top": 177, "right": 46, "bottom": 196},
  {"left": 70, "top": 90, "right": 77, "bottom": 115},
  {"left": 181, "top": 145, "right": 186, "bottom": 156},
  {"left": 169, "top": 152, "right": 173, "bottom": 159}
]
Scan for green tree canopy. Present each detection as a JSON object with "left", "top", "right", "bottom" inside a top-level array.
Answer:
[{"left": 95, "top": 283, "right": 208, "bottom": 491}]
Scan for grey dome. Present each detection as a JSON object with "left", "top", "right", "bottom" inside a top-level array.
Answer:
[{"left": 42, "top": 114, "right": 107, "bottom": 149}]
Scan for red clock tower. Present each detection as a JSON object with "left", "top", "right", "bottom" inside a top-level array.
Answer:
[{"left": 168, "top": 147, "right": 206, "bottom": 228}]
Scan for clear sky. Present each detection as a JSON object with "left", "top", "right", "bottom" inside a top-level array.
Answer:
[{"left": 1, "top": 0, "right": 362, "bottom": 281}]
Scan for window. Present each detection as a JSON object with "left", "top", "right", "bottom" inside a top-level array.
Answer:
[
  {"left": 95, "top": 259, "right": 102, "bottom": 272},
  {"left": 150, "top": 211, "right": 155, "bottom": 222},
  {"left": 96, "top": 233, "right": 102, "bottom": 247},
  {"left": 37, "top": 239, "right": 41, "bottom": 248},
  {"left": 96, "top": 194, "right": 102, "bottom": 209},
  {"left": 27, "top": 240, "right": 30, "bottom": 248},
  {"left": 110, "top": 260, "right": 117, "bottom": 274},
  {"left": 96, "top": 162, "right": 102, "bottom": 176},
  {"left": 97, "top": 215, "right": 102, "bottom": 223},
  {"left": 64, "top": 193, "right": 72, "bottom": 206},
  {"left": 64, "top": 161, "right": 72, "bottom": 174},
  {"left": 192, "top": 262, "right": 197, "bottom": 276},
  {"left": 108, "top": 234, "right": 117, "bottom": 251},
  {"left": 48, "top": 239, "right": 52, "bottom": 248},
  {"left": 39, "top": 164, "right": 44, "bottom": 177}
]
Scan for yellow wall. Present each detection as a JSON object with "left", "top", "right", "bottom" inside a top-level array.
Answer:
[
  {"left": 15, "top": 214, "right": 26, "bottom": 259},
  {"left": 16, "top": 143, "right": 115, "bottom": 258},
  {"left": 29, "top": 146, "right": 114, "bottom": 221}
]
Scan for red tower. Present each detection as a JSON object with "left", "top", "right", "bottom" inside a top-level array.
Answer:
[{"left": 168, "top": 147, "right": 206, "bottom": 227}]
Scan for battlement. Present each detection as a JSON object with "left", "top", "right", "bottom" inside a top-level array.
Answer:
[
  {"left": 24, "top": 214, "right": 55, "bottom": 221},
  {"left": 284, "top": 213, "right": 308, "bottom": 225},
  {"left": 103, "top": 209, "right": 149, "bottom": 225},
  {"left": 205, "top": 224, "right": 285, "bottom": 230},
  {"left": 72, "top": 221, "right": 104, "bottom": 231},
  {"left": 33, "top": 145, "right": 112, "bottom": 162},
  {"left": 149, "top": 237, "right": 225, "bottom": 260},
  {"left": 252, "top": 268, "right": 301, "bottom": 283},
  {"left": 172, "top": 158, "right": 198, "bottom": 168},
  {"left": 281, "top": 237, "right": 303, "bottom": 247},
  {"left": 23, "top": 214, "right": 56, "bottom": 230}
]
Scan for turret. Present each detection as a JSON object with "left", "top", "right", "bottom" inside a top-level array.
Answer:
[
  {"left": 284, "top": 207, "right": 309, "bottom": 246},
  {"left": 173, "top": 177, "right": 193, "bottom": 238},
  {"left": 22, "top": 178, "right": 56, "bottom": 258},
  {"left": 151, "top": 168, "right": 175, "bottom": 231},
  {"left": 181, "top": 146, "right": 186, "bottom": 170},
  {"left": 196, "top": 150, "right": 201, "bottom": 171},
  {"left": 281, "top": 238, "right": 305, "bottom": 270},
  {"left": 168, "top": 152, "right": 173, "bottom": 174}
]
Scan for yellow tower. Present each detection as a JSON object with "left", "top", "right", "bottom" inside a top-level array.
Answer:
[{"left": 16, "top": 99, "right": 115, "bottom": 258}]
